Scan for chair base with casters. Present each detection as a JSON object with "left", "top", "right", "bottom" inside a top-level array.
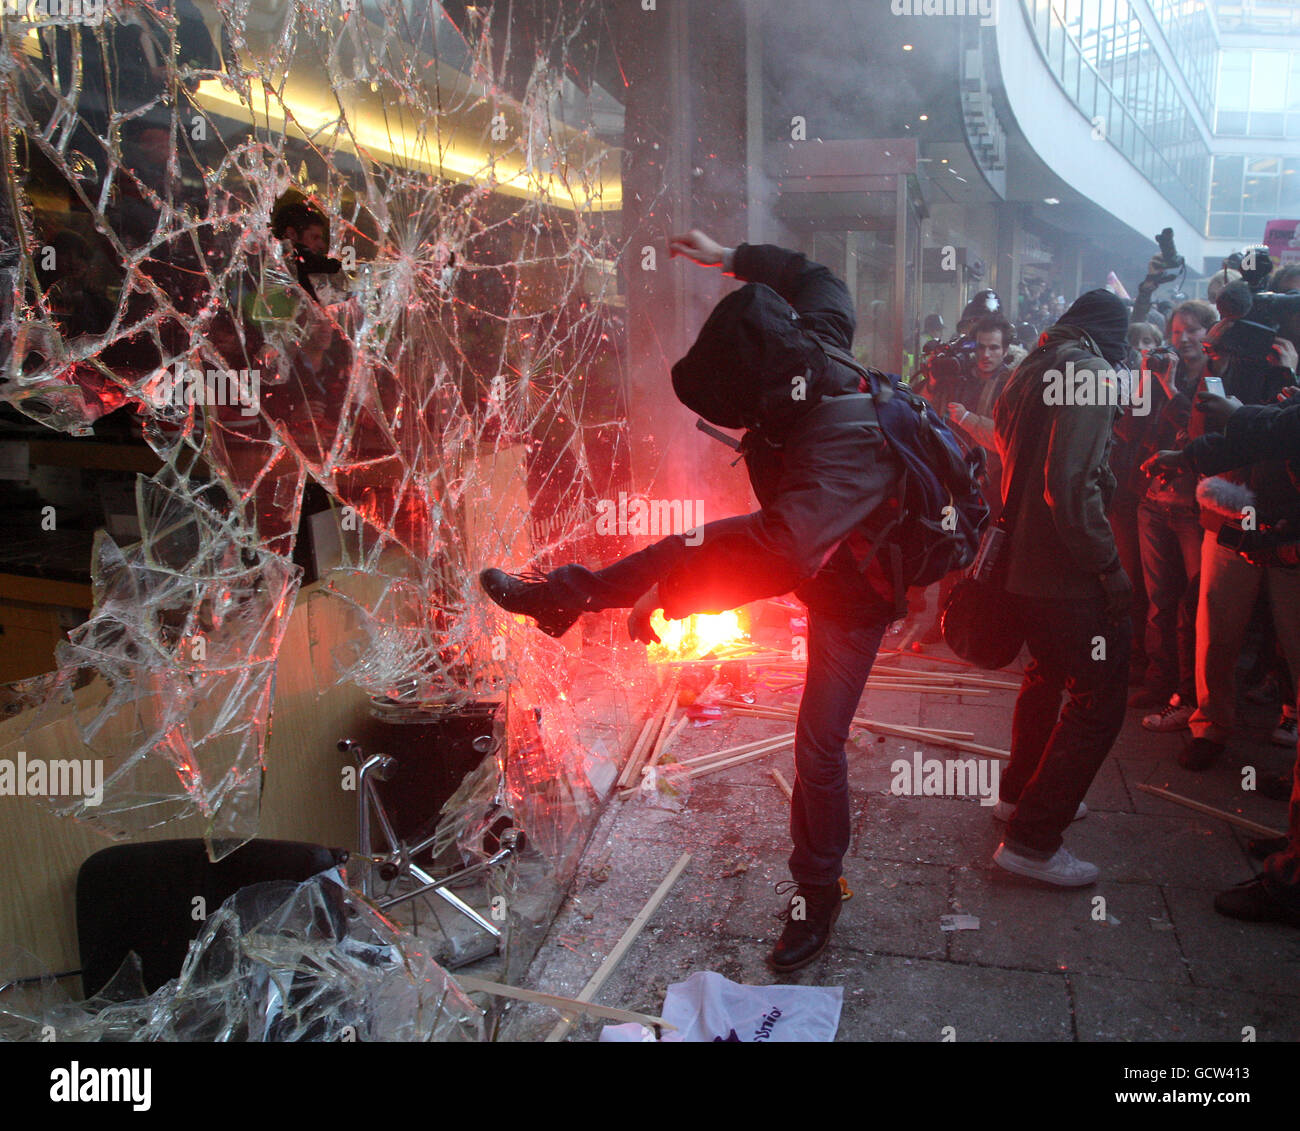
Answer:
[{"left": 340, "top": 735, "right": 526, "bottom": 969}]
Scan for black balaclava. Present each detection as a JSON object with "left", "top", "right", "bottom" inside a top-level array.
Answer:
[{"left": 1054, "top": 288, "right": 1130, "bottom": 366}]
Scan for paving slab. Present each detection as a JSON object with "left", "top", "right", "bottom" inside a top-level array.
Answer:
[
  {"left": 1161, "top": 884, "right": 1300, "bottom": 998},
  {"left": 1071, "top": 971, "right": 1300, "bottom": 1041},
  {"left": 856, "top": 792, "right": 1002, "bottom": 868},
  {"left": 1066, "top": 810, "right": 1250, "bottom": 889},
  {"left": 832, "top": 953, "right": 1075, "bottom": 1041},
  {"left": 949, "top": 869, "right": 1188, "bottom": 983}
]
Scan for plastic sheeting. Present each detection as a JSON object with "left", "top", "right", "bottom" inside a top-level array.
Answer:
[{"left": 0, "top": 869, "right": 485, "bottom": 1041}]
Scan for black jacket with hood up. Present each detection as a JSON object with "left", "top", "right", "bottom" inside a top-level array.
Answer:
[{"left": 656, "top": 243, "right": 901, "bottom": 621}]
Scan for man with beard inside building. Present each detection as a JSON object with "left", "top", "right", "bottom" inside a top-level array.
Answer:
[{"left": 481, "top": 230, "right": 921, "bottom": 972}]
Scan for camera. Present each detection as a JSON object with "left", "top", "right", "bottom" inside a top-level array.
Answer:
[
  {"left": 1217, "top": 521, "right": 1300, "bottom": 568},
  {"left": 1146, "top": 344, "right": 1178, "bottom": 377},
  {"left": 1155, "top": 227, "right": 1184, "bottom": 272},
  {"left": 1204, "top": 316, "right": 1279, "bottom": 364},
  {"left": 922, "top": 335, "right": 977, "bottom": 382},
  {"left": 1212, "top": 284, "right": 1300, "bottom": 364},
  {"left": 1225, "top": 245, "right": 1274, "bottom": 292}
]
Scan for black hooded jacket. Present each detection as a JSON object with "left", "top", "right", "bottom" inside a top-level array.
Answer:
[
  {"left": 656, "top": 243, "right": 901, "bottom": 620},
  {"left": 994, "top": 299, "right": 1126, "bottom": 600}
]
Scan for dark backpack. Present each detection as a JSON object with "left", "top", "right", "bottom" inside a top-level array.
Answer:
[
  {"left": 675, "top": 283, "right": 990, "bottom": 617},
  {"left": 813, "top": 339, "right": 989, "bottom": 616}
]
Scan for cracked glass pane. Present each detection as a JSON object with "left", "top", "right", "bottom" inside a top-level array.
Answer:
[
  {"left": 1, "top": 0, "right": 650, "bottom": 989},
  {"left": 0, "top": 871, "right": 485, "bottom": 1041}
]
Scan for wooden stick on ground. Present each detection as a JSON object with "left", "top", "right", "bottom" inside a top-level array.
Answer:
[
  {"left": 616, "top": 714, "right": 657, "bottom": 790},
  {"left": 1135, "top": 784, "right": 1286, "bottom": 839},
  {"left": 615, "top": 716, "right": 657, "bottom": 791},
  {"left": 721, "top": 701, "right": 1011, "bottom": 760},
  {"left": 863, "top": 681, "right": 991, "bottom": 696},
  {"left": 768, "top": 702, "right": 973, "bottom": 741},
  {"left": 455, "top": 974, "right": 675, "bottom": 1031},
  {"left": 616, "top": 674, "right": 680, "bottom": 791},
  {"left": 876, "top": 649, "right": 980, "bottom": 668},
  {"left": 647, "top": 715, "right": 689, "bottom": 771},
  {"left": 688, "top": 737, "right": 795, "bottom": 779},
  {"left": 852, "top": 719, "right": 1008, "bottom": 756},
  {"left": 764, "top": 663, "right": 1020, "bottom": 692},
  {"left": 677, "top": 731, "right": 799, "bottom": 767},
  {"left": 867, "top": 670, "right": 1022, "bottom": 691},
  {"left": 544, "top": 851, "right": 693, "bottom": 1043},
  {"left": 771, "top": 768, "right": 794, "bottom": 801},
  {"left": 620, "top": 716, "right": 689, "bottom": 799},
  {"left": 908, "top": 727, "right": 976, "bottom": 740}
]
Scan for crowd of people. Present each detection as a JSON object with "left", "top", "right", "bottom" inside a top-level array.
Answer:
[
  {"left": 915, "top": 247, "right": 1300, "bottom": 931},
  {"left": 484, "top": 232, "right": 1300, "bottom": 971}
]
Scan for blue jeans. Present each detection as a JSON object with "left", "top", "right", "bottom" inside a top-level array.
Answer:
[
  {"left": 789, "top": 611, "right": 890, "bottom": 885},
  {"left": 546, "top": 536, "right": 889, "bottom": 886},
  {"left": 1002, "top": 595, "right": 1131, "bottom": 855}
]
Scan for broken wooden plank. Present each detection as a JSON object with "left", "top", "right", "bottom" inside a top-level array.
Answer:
[
  {"left": 771, "top": 768, "right": 794, "bottom": 801},
  {"left": 1135, "top": 785, "right": 1286, "bottom": 839},
  {"left": 544, "top": 851, "right": 693, "bottom": 1043},
  {"left": 721, "top": 701, "right": 1010, "bottom": 760},
  {"left": 647, "top": 715, "right": 689, "bottom": 771},
  {"left": 677, "top": 731, "right": 798, "bottom": 767},
  {"left": 620, "top": 714, "right": 691, "bottom": 798},
  {"left": 455, "top": 974, "right": 675, "bottom": 1031},
  {"left": 688, "top": 737, "right": 795, "bottom": 778},
  {"left": 616, "top": 674, "right": 680, "bottom": 791},
  {"left": 617, "top": 714, "right": 658, "bottom": 789}
]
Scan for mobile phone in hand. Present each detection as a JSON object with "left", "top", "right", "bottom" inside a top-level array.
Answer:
[{"left": 1203, "top": 376, "right": 1226, "bottom": 397}]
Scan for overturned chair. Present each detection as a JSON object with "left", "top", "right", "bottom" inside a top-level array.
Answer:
[{"left": 339, "top": 694, "right": 526, "bottom": 968}]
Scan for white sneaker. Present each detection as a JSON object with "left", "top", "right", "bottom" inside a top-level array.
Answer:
[
  {"left": 993, "top": 842, "right": 1100, "bottom": 887},
  {"left": 992, "top": 799, "right": 1087, "bottom": 822},
  {"left": 1143, "top": 695, "right": 1194, "bottom": 733}
]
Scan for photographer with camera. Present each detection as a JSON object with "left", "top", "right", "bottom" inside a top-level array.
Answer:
[
  {"left": 1119, "top": 302, "right": 1217, "bottom": 734},
  {"left": 1149, "top": 281, "right": 1300, "bottom": 771},
  {"left": 1144, "top": 389, "right": 1300, "bottom": 926},
  {"left": 914, "top": 302, "right": 1018, "bottom": 642}
]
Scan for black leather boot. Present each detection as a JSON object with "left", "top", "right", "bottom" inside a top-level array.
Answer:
[
  {"left": 479, "top": 568, "right": 584, "bottom": 637},
  {"left": 766, "top": 879, "right": 844, "bottom": 973}
]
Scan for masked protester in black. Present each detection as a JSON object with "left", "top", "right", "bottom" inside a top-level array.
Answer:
[
  {"left": 989, "top": 289, "right": 1134, "bottom": 887},
  {"left": 481, "top": 230, "right": 902, "bottom": 971}
]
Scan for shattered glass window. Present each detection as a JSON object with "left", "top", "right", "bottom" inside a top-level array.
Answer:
[{"left": 0, "top": 0, "right": 685, "bottom": 996}]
